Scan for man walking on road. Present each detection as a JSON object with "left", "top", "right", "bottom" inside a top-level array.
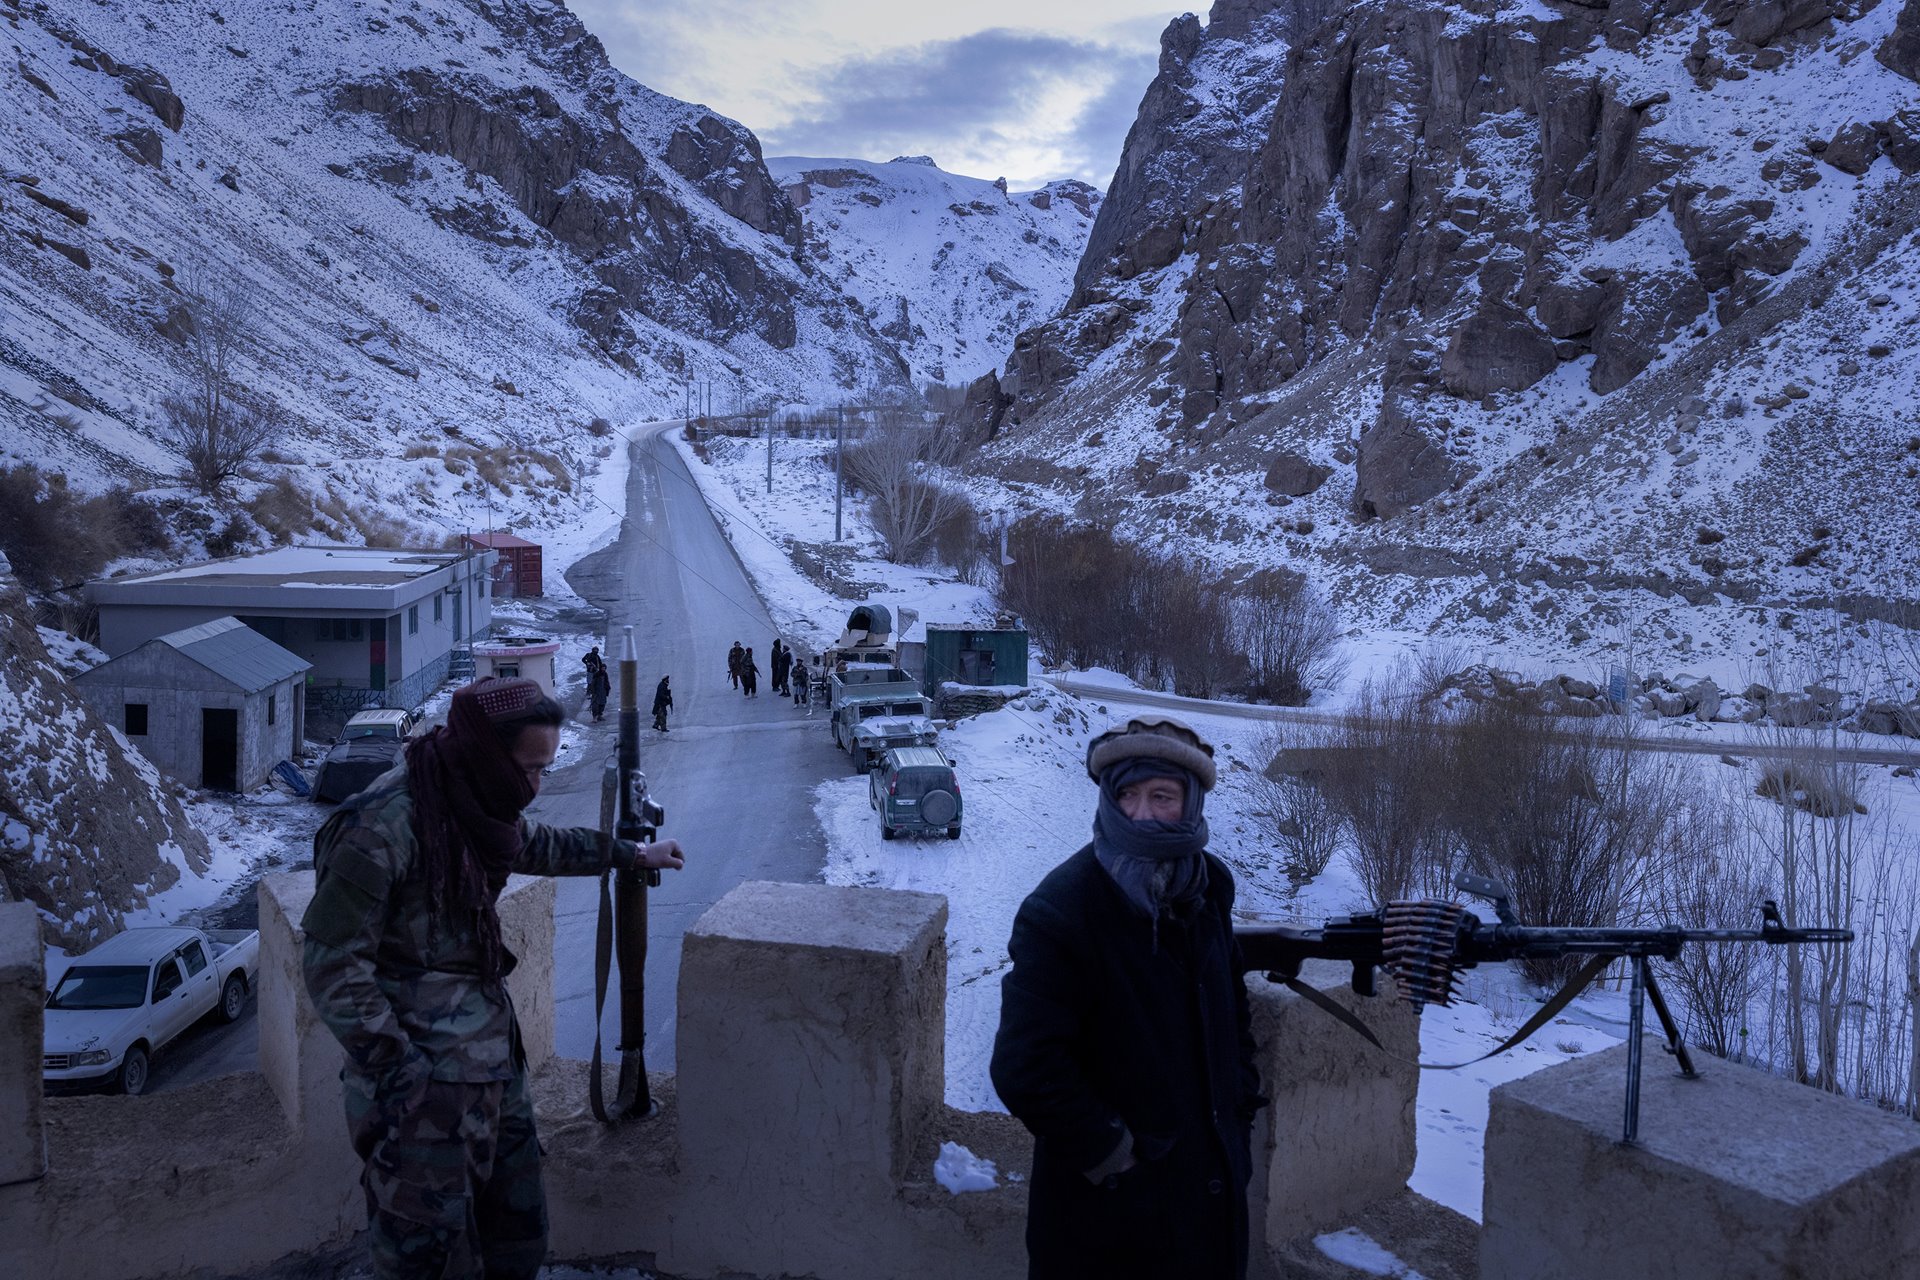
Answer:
[
  {"left": 585, "top": 652, "right": 611, "bottom": 723},
  {"left": 652, "top": 675, "right": 673, "bottom": 733},
  {"left": 990, "top": 714, "right": 1262, "bottom": 1280},
  {"left": 771, "top": 639, "right": 790, "bottom": 698},
  {"left": 301, "top": 677, "right": 686, "bottom": 1280},
  {"left": 726, "top": 641, "right": 744, "bottom": 691},
  {"left": 740, "top": 647, "right": 760, "bottom": 698}
]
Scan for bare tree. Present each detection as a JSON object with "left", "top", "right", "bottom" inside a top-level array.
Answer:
[
  {"left": 161, "top": 275, "right": 278, "bottom": 495},
  {"left": 1249, "top": 724, "right": 1345, "bottom": 887},
  {"left": 841, "top": 412, "right": 972, "bottom": 563},
  {"left": 1234, "top": 570, "right": 1348, "bottom": 706}
]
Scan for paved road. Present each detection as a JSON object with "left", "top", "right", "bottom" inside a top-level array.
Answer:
[
  {"left": 1047, "top": 675, "right": 1920, "bottom": 767},
  {"left": 538, "top": 420, "right": 840, "bottom": 1072}
]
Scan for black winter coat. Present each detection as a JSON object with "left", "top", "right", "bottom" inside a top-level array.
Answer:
[{"left": 991, "top": 844, "right": 1261, "bottom": 1280}]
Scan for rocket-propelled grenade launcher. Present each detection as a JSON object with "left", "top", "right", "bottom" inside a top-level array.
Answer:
[
  {"left": 1234, "top": 872, "right": 1852, "bottom": 1144},
  {"left": 591, "top": 626, "right": 666, "bottom": 1123}
]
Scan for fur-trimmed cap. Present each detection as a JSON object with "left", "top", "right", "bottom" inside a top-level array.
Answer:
[{"left": 1085, "top": 714, "right": 1217, "bottom": 791}]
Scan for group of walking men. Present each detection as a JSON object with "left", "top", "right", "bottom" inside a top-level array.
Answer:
[
  {"left": 582, "top": 647, "right": 672, "bottom": 732},
  {"left": 726, "top": 637, "right": 813, "bottom": 706}
]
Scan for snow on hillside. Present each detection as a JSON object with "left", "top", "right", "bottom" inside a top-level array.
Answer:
[
  {"left": 0, "top": 0, "right": 900, "bottom": 542},
  {"left": 979, "top": 0, "right": 1920, "bottom": 697},
  {"left": 770, "top": 156, "right": 1100, "bottom": 385}
]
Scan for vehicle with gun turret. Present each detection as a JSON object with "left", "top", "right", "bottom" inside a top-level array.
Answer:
[
  {"left": 826, "top": 602, "right": 897, "bottom": 667},
  {"left": 829, "top": 662, "right": 937, "bottom": 771}
]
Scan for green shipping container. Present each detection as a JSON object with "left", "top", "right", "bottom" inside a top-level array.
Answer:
[{"left": 922, "top": 625, "right": 1028, "bottom": 697}]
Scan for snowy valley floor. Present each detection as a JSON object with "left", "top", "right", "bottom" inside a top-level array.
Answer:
[{"left": 666, "top": 428, "right": 1920, "bottom": 1221}]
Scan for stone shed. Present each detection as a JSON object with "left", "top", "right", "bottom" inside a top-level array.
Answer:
[{"left": 72, "top": 616, "right": 309, "bottom": 792}]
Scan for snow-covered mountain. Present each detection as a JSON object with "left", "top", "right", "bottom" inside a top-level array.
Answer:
[
  {"left": 0, "top": 0, "right": 906, "bottom": 517},
  {"left": 770, "top": 156, "right": 1100, "bottom": 386},
  {"left": 969, "top": 0, "right": 1920, "bottom": 675}
]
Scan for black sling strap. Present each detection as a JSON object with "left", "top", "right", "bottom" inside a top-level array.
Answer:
[{"left": 1273, "top": 952, "right": 1616, "bottom": 1070}]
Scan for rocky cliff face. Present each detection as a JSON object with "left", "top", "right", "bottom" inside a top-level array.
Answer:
[
  {"left": 971, "top": 0, "right": 1920, "bottom": 664},
  {"left": 0, "top": 554, "right": 211, "bottom": 950},
  {"left": 984, "top": 0, "right": 1919, "bottom": 512},
  {"left": 0, "top": 0, "right": 906, "bottom": 498}
]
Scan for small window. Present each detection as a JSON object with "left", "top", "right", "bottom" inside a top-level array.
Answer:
[
  {"left": 125, "top": 703, "right": 148, "bottom": 735},
  {"left": 433, "top": 594, "right": 443, "bottom": 622},
  {"left": 350, "top": 618, "right": 363, "bottom": 641},
  {"left": 496, "top": 661, "right": 520, "bottom": 678},
  {"left": 408, "top": 604, "right": 420, "bottom": 635},
  {"left": 153, "top": 959, "right": 183, "bottom": 1002},
  {"left": 179, "top": 942, "right": 208, "bottom": 977},
  {"left": 267, "top": 693, "right": 277, "bottom": 726}
]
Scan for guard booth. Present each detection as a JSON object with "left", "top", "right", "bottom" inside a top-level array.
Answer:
[{"left": 923, "top": 624, "right": 1028, "bottom": 712}]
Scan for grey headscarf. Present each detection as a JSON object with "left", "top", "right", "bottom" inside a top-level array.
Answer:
[{"left": 1091, "top": 756, "right": 1210, "bottom": 935}]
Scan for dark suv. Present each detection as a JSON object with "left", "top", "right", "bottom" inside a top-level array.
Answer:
[{"left": 869, "top": 746, "right": 962, "bottom": 840}]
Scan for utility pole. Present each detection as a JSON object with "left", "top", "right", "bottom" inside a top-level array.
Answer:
[
  {"left": 765, "top": 409, "right": 773, "bottom": 494},
  {"left": 834, "top": 406, "right": 845, "bottom": 541}
]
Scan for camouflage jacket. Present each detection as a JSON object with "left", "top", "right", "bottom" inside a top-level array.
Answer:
[{"left": 301, "top": 759, "right": 637, "bottom": 1083}]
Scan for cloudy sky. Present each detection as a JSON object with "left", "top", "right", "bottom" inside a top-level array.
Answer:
[{"left": 568, "top": 0, "right": 1191, "bottom": 190}]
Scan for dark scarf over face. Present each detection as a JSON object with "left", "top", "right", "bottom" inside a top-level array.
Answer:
[
  {"left": 404, "top": 683, "right": 537, "bottom": 979},
  {"left": 1092, "top": 757, "right": 1210, "bottom": 929}
]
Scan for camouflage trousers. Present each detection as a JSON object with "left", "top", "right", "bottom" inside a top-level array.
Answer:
[{"left": 343, "top": 1066, "right": 547, "bottom": 1280}]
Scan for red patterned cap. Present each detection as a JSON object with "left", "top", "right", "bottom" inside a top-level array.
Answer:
[{"left": 464, "top": 676, "right": 545, "bottom": 723}]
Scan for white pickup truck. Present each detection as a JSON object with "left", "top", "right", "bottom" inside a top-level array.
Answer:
[{"left": 43, "top": 925, "right": 260, "bottom": 1095}]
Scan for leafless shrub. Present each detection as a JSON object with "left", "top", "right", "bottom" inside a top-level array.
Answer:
[
  {"left": 1441, "top": 694, "right": 1690, "bottom": 983},
  {"left": 159, "top": 275, "right": 280, "bottom": 495},
  {"left": 0, "top": 465, "right": 170, "bottom": 592},
  {"left": 1748, "top": 732, "right": 1867, "bottom": 1092},
  {"left": 1249, "top": 725, "right": 1345, "bottom": 886},
  {"left": 1234, "top": 569, "right": 1346, "bottom": 706},
  {"left": 841, "top": 413, "right": 973, "bottom": 563},
  {"left": 1318, "top": 663, "right": 1453, "bottom": 906},
  {"left": 930, "top": 494, "right": 993, "bottom": 585},
  {"left": 1651, "top": 806, "right": 1768, "bottom": 1059},
  {"left": 245, "top": 475, "right": 316, "bottom": 543}
]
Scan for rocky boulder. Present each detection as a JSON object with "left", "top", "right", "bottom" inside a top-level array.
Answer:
[
  {"left": 1439, "top": 301, "right": 1558, "bottom": 397},
  {"left": 1882, "top": 0, "right": 1920, "bottom": 81},
  {"left": 0, "top": 558, "right": 212, "bottom": 951},
  {"left": 1263, "top": 451, "right": 1332, "bottom": 497}
]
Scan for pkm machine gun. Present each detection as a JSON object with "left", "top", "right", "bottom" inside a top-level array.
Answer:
[
  {"left": 592, "top": 626, "right": 665, "bottom": 1122},
  {"left": 1235, "top": 873, "right": 1852, "bottom": 1144}
]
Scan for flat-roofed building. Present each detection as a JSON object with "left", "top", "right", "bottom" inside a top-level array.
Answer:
[
  {"left": 73, "top": 616, "right": 310, "bottom": 792},
  {"left": 86, "top": 545, "right": 496, "bottom": 735}
]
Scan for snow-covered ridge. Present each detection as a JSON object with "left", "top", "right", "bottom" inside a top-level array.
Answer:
[
  {"left": 0, "top": 0, "right": 902, "bottom": 511},
  {"left": 769, "top": 155, "right": 1100, "bottom": 385}
]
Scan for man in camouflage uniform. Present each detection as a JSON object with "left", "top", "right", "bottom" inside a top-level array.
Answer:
[{"left": 303, "top": 677, "right": 685, "bottom": 1279}]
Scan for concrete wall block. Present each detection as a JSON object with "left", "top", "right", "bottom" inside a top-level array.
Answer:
[
  {"left": 258, "top": 870, "right": 342, "bottom": 1129},
  {"left": 669, "top": 881, "right": 947, "bottom": 1276},
  {"left": 499, "top": 875, "right": 555, "bottom": 1075},
  {"left": 0, "top": 902, "right": 46, "bottom": 1186},
  {"left": 1482, "top": 1041, "right": 1920, "bottom": 1280},
  {"left": 1246, "top": 961, "right": 1419, "bottom": 1267}
]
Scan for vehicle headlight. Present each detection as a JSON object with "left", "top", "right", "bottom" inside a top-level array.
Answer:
[{"left": 74, "top": 1050, "right": 113, "bottom": 1066}]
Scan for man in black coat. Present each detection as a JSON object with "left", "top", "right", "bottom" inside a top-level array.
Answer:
[{"left": 991, "top": 714, "right": 1263, "bottom": 1280}]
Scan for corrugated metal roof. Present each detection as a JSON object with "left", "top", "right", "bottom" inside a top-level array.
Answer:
[
  {"left": 159, "top": 616, "right": 310, "bottom": 693},
  {"left": 464, "top": 531, "right": 537, "bottom": 549}
]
